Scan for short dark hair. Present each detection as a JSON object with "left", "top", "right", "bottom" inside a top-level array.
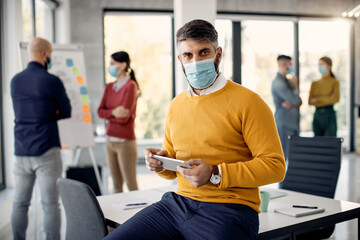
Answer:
[
  {"left": 176, "top": 19, "right": 218, "bottom": 49},
  {"left": 277, "top": 55, "right": 292, "bottom": 61}
]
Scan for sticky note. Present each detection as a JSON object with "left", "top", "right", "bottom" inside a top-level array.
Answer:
[
  {"left": 76, "top": 76, "right": 84, "bottom": 84},
  {"left": 80, "top": 87, "right": 88, "bottom": 95},
  {"left": 66, "top": 59, "right": 73, "bottom": 67},
  {"left": 82, "top": 105, "right": 90, "bottom": 113},
  {"left": 73, "top": 67, "right": 80, "bottom": 75},
  {"left": 83, "top": 115, "right": 92, "bottom": 123},
  {"left": 81, "top": 96, "right": 89, "bottom": 104}
]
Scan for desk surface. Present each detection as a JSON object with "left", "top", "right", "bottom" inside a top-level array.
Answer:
[{"left": 97, "top": 186, "right": 360, "bottom": 239}]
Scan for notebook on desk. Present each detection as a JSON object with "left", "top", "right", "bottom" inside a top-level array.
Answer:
[{"left": 274, "top": 207, "right": 325, "bottom": 217}]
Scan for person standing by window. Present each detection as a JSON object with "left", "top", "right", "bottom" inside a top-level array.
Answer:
[
  {"left": 98, "top": 51, "right": 139, "bottom": 193},
  {"left": 309, "top": 56, "right": 340, "bottom": 136},
  {"left": 271, "top": 55, "right": 302, "bottom": 160}
]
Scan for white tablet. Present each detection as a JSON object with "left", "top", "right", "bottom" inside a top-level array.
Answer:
[{"left": 152, "top": 155, "right": 191, "bottom": 172}]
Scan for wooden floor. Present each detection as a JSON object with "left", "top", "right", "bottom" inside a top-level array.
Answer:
[{"left": 0, "top": 153, "right": 358, "bottom": 240}]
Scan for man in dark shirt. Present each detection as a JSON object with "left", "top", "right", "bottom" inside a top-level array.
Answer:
[{"left": 11, "top": 37, "right": 71, "bottom": 240}]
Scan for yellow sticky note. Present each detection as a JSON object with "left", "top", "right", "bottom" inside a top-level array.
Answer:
[
  {"left": 76, "top": 76, "right": 84, "bottom": 84},
  {"left": 73, "top": 67, "right": 80, "bottom": 75},
  {"left": 82, "top": 105, "right": 90, "bottom": 113},
  {"left": 83, "top": 115, "right": 92, "bottom": 123},
  {"left": 81, "top": 96, "right": 89, "bottom": 104}
]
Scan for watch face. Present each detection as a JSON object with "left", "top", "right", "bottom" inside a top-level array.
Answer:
[{"left": 210, "top": 174, "right": 221, "bottom": 184}]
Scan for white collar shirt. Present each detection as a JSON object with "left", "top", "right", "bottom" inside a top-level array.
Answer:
[{"left": 187, "top": 73, "right": 227, "bottom": 96}]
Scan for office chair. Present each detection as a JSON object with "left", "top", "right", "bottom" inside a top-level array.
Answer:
[
  {"left": 280, "top": 135, "right": 343, "bottom": 240},
  {"left": 57, "top": 178, "right": 108, "bottom": 240}
]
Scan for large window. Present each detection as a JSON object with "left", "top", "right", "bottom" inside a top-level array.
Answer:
[
  {"left": 22, "top": 0, "right": 34, "bottom": 41},
  {"left": 104, "top": 13, "right": 173, "bottom": 140},
  {"left": 35, "top": 0, "right": 54, "bottom": 41},
  {"left": 299, "top": 20, "right": 351, "bottom": 146},
  {"left": 241, "top": 20, "right": 295, "bottom": 111},
  {"left": 221, "top": 17, "right": 353, "bottom": 150},
  {"left": 22, "top": 0, "right": 54, "bottom": 42},
  {"left": 215, "top": 19, "right": 233, "bottom": 80}
]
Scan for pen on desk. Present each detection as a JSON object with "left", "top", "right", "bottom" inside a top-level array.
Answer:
[
  {"left": 292, "top": 205, "right": 318, "bottom": 209},
  {"left": 125, "top": 203, "right": 147, "bottom": 207}
]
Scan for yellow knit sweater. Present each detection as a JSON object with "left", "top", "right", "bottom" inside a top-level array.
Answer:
[
  {"left": 157, "top": 80, "right": 285, "bottom": 212},
  {"left": 309, "top": 76, "right": 340, "bottom": 107}
]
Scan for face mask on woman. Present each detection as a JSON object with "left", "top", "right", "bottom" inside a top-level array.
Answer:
[
  {"left": 183, "top": 58, "right": 217, "bottom": 89},
  {"left": 107, "top": 65, "right": 121, "bottom": 77},
  {"left": 319, "top": 65, "right": 327, "bottom": 75}
]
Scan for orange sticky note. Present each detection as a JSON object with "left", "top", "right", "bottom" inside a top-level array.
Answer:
[
  {"left": 82, "top": 105, "right": 90, "bottom": 113},
  {"left": 77, "top": 76, "right": 84, "bottom": 84},
  {"left": 83, "top": 115, "right": 92, "bottom": 123}
]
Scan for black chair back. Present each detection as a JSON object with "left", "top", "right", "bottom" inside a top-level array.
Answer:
[{"left": 280, "top": 136, "right": 342, "bottom": 198}]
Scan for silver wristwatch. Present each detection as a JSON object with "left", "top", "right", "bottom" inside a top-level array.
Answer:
[{"left": 210, "top": 165, "right": 221, "bottom": 185}]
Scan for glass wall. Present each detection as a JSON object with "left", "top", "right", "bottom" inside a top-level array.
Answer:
[
  {"left": 102, "top": 13, "right": 353, "bottom": 150},
  {"left": 22, "top": 0, "right": 34, "bottom": 41},
  {"left": 299, "top": 20, "right": 351, "bottom": 145},
  {"left": 35, "top": 0, "right": 54, "bottom": 42},
  {"left": 104, "top": 13, "right": 173, "bottom": 140},
  {"left": 215, "top": 19, "right": 233, "bottom": 80},
  {"left": 241, "top": 20, "right": 294, "bottom": 111},
  {"left": 0, "top": 0, "right": 4, "bottom": 190},
  {"left": 22, "top": 0, "right": 54, "bottom": 42}
]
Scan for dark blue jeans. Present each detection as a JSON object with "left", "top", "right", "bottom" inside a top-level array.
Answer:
[{"left": 104, "top": 192, "right": 259, "bottom": 240}]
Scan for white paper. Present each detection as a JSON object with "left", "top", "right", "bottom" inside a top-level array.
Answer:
[{"left": 274, "top": 207, "right": 325, "bottom": 217}]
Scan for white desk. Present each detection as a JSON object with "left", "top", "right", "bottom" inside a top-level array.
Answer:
[{"left": 97, "top": 186, "right": 360, "bottom": 239}]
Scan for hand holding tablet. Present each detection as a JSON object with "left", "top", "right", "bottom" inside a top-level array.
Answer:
[{"left": 152, "top": 155, "right": 191, "bottom": 172}]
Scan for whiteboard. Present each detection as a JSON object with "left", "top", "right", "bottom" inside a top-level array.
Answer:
[{"left": 18, "top": 42, "right": 95, "bottom": 148}]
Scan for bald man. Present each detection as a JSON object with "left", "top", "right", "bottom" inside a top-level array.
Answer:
[{"left": 10, "top": 37, "right": 71, "bottom": 240}]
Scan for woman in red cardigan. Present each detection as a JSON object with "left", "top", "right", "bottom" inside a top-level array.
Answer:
[{"left": 98, "top": 51, "right": 139, "bottom": 193}]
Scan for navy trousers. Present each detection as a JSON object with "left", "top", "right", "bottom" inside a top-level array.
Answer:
[{"left": 104, "top": 192, "right": 259, "bottom": 240}]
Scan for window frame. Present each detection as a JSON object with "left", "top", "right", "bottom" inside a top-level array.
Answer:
[
  {"left": 102, "top": 9, "right": 175, "bottom": 99},
  {"left": 102, "top": 10, "right": 175, "bottom": 145},
  {"left": 0, "top": 0, "right": 5, "bottom": 191},
  {"left": 26, "top": 0, "right": 56, "bottom": 41}
]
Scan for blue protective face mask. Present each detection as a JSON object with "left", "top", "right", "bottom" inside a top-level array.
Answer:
[
  {"left": 107, "top": 65, "right": 121, "bottom": 77},
  {"left": 286, "top": 66, "right": 293, "bottom": 74},
  {"left": 319, "top": 65, "right": 327, "bottom": 75},
  {"left": 44, "top": 56, "right": 53, "bottom": 70},
  {"left": 183, "top": 58, "right": 217, "bottom": 89}
]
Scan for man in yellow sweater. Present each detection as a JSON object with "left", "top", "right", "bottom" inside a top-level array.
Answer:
[{"left": 105, "top": 19, "right": 285, "bottom": 240}]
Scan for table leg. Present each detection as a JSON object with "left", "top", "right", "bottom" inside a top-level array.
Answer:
[
  {"left": 358, "top": 217, "right": 359, "bottom": 240},
  {"left": 290, "top": 232, "right": 296, "bottom": 240}
]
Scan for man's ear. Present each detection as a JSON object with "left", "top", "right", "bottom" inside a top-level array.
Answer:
[
  {"left": 216, "top": 47, "right": 223, "bottom": 62},
  {"left": 177, "top": 55, "right": 182, "bottom": 63},
  {"left": 41, "top": 50, "right": 47, "bottom": 59}
]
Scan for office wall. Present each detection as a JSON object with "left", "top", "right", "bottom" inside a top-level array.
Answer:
[
  {"left": 3, "top": 0, "right": 22, "bottom": 188},
  {"left": 218, "top": 0, "right": 355, "bottom": 15}
]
